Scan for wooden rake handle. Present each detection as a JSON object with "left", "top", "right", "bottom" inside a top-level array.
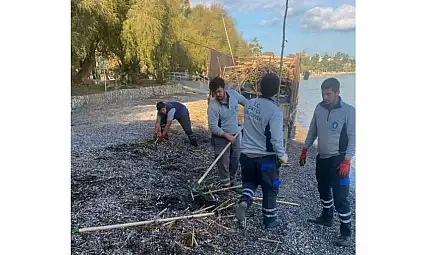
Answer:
[{"left": 197, "top": 129, "right": 243, "bottom": 185}]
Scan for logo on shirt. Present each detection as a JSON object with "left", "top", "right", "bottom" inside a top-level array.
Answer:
[
  {"left": 234, "top": 105, "right": 238, "bottom": 113},
  {"left": 331, "top": 121, "right": 339, "bottom": 129}
]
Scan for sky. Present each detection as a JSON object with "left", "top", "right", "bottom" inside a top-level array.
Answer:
[{"left": 190, "top": 0, "right": 355, "bottom": 58}]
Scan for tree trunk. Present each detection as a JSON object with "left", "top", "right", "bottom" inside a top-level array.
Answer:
[{"left": 72, "top": 42, "right": 97, "bottom": 84}]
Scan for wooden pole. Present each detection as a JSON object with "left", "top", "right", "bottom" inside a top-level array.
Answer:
[
  {"left": 74, "top": 212, "right": 215, "bottom": 233},
  {"left": 217, "top": 56, "right": 222, "bottom": 77},
  {"left": 277, "top": 0, "right": 289, "bottom": 103},
  {"left": 222, "top": 16, "right": 239, "bottom": 87}
]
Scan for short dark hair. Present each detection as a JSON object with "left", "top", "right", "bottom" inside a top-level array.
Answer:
[
  {"left": 209, "top": 76, "right": 225, "bottom": 92},
  {"left": 156, "top": 101, "right": 166, "bottom": 111},
  {"left": 260, "top": 73, "right": 280, "bottom": 97},
  {"left": 321, "top": 78, "right": 340, "bottom": 92}
]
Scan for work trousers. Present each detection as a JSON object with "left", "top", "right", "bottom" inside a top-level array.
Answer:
[
  {"left": 239, "top": 153, "right": 281, "bottom": 223},
  {"left": 160, "top": 110, "right": 196, "bottom": 141},
  {"left": 211, "top": 134, "right": 241, "bottom": 187},
  {"left": 316, "top": 154, "right": 352, "bottom": 236}
]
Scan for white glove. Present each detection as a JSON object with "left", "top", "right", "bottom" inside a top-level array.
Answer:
[{"left": 279, "top": 154, "right": 289, "bottom": 164}]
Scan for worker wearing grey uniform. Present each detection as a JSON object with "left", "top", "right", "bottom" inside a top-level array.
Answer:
[
  {"left": 235, "top": 73, "right": 289, "bottom": 229},
  {"left": 299, "top": 77, "right": 355, "bottom": 246},
  {"left": 208, "top": 77, "right": 248, "bottom": 188}
]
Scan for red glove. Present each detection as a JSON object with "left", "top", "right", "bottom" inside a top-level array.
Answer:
[
  {"left": 299, "top": 148, "right": 308, "bottom": 166},
  {"left": 158, "top": 133, "right": 166, "bottom": 142},
  {"left": 337, "top": 159, "right": 351, "bottom": 176}
]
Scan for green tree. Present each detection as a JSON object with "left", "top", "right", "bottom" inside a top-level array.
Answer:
[
  {"left": 248, "top": 37, "right": 263, "bottom": 55},
  {"left": 263, "top": 52, "right": 275, "bottom": 56}
]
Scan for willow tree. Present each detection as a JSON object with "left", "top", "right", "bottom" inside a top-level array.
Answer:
[
  {"left": 121, "top": 0, "right": 183, "bottom": 81},
  {"left": 71, "top": 0, "right": 118, "bottom": 83},
  {"left": 183, "top": 3, "right": 252, "bottom": 71}
]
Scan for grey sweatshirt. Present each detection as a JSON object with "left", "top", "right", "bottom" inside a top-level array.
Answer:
[
  {"left": 208, "top": 89, "right": 248, "bottom": 136},
  {"left": 240, "top": 97, "right": 286, "bottom": 158},
  {"left": 304, "top": 97, "right": 356, "bottom": 160}
]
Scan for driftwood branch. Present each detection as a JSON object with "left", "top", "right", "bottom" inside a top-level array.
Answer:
[
  {"left": 75, "top": 212, "right": 215, "bottom": 233},
  {"left": 155, "top": 208, "right": 168, "bottom": 219},
  {"left": 193, "top": 185, "right": 242, "bottom": 197},
  {"left": 258, "top": 238, "right": 282, "bottom": 244},
  {"left": 252, "top": 197, "right": 300, "bottom": 207},
  {"left": 192, "top": 205, "right": 215, "bottom": 214}
]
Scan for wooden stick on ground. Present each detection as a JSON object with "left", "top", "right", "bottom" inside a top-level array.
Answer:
[
  {"left": 273, "top": 242, "right": 280, "bottom": 253},
  {"left": 252, "top": 197, "right": 300, "bottom": 207},
  {"left": 191, "top": 205, "right": 215, "bottom": 215},
  {"left": 192, "top": 226, "right": 198, "bottom": 247},
  {"left": 193, "top": 185, "right": 242, "bottom": 198},
  {"left": 217, "top": 202, "right": 236, "bottom": 212},
  {"left": 219, "top": 215, "right": 236, "bottom": 219},
  {"left": 258, "top": 238, "right": 282, "bottom": 244},
  {"left": 212, "top": 198, "right": 232, "bottom": 212},
  {"left": 75, "top": 212, "right": 215, "bottom": 233},
  {"left": 155, "top": 208, "right": 168, "bottom": 219}
]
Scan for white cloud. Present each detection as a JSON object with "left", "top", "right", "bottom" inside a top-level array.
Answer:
[
  {"left": 191, "top": 0, "right": 318, "bottom": 16},
  {"left": 260, "top": 17, "right": 281, "bottom": 26},
  {"left": 302, "top": 4, "right": 355, "bottom": 30}
]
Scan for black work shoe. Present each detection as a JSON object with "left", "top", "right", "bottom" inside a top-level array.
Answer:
[
  {"left": 235, "top": 201, "right": 248, "bottom": 222},
  {"left": 307, "top": 216, "right": 333, "bottom": 227},
  {"left": 335, "top": 235, "right": 351, "bottom": 247},
  {"left": 264, "top": 218, "right": 282, "bottom": 230},
  {"left": 189, "top": 138, "right": 198, "bottom": 147}
]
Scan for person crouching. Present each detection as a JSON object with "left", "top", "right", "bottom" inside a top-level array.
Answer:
[{"left": 155, "top": 101, "right": 198, "bottom": 147}]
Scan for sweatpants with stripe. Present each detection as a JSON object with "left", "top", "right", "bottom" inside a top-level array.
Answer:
[
  {"left": 316, "top": 154, "right": 352, "bottom": 236},
  {"left": 160, "top": 110, "right": 196, "bottom": 141},
  {"left": 211, "top": 134, "right": 241, "bottom": 187},
  {"left": 239, "top": 153, "right": 281, "bottom": 223}
]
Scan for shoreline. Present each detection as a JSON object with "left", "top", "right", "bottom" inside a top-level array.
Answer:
[{"left": 305, "top": 72, "right": 355, "bottom": 78}]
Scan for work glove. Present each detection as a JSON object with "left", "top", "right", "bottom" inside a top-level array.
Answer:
[
  {"left": 158, "top": 133, "right": 166, "bottom": 142},
  {"left": 279, "top": 154, "right": 289, "bottom": 164},
  {"left": 299, "top": 148, "right": 308, "bottom": 166},
  {"left": 337, "top": 159, "right": 351, "bottom": 176}
]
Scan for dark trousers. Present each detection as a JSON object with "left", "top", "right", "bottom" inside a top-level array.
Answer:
[
  {"left": 211, "top": 134, "right": 241, "bottom": 187},
  {"left": 160, "top": 110, "right": 195, "bottom": 140},
  {"left": 239, "top": 153, "right": 281, "bottom": 223},
  {"left": 316, "top": 154, "right": 352, "bottom": 236}
]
